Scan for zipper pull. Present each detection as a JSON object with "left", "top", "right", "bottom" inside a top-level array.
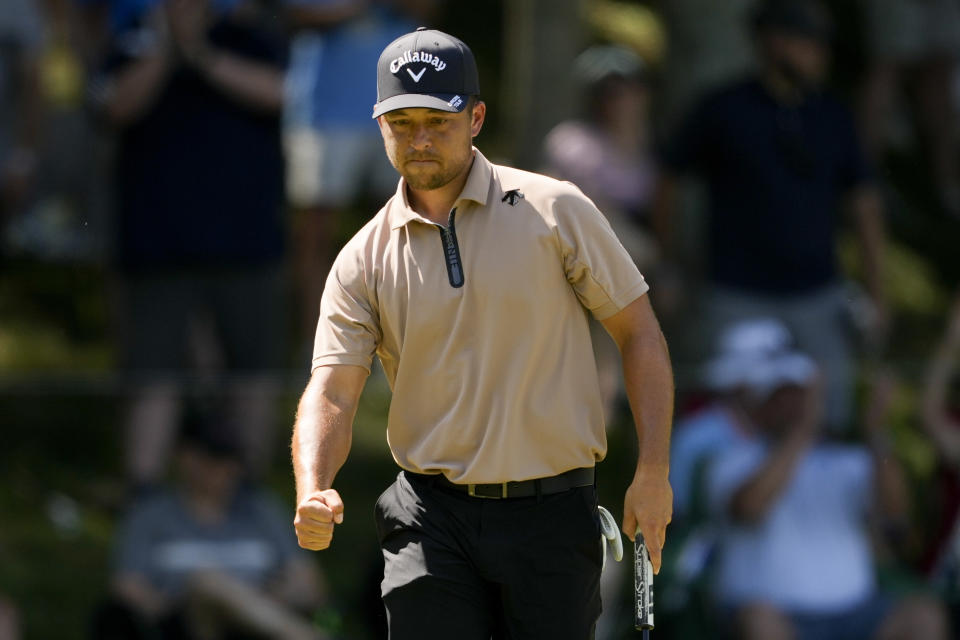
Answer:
[{"left": 438, "top": 207, "right": 464, "bottom": 288}]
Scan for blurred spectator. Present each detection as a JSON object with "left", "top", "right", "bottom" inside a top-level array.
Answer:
[
  {"left": 543, "top": 44, "right": 658, "bottom": 270},
  {"left": 92, "top": 407, "right": 326, "bottom": 640},
  {"left": 922, "top": 293, "right": 960, "bottom": 588},
  {"left": 542, "top": 44, "right": 659, "bottom": 423},
  {"left": 859, "top": 0, "right": 960, "bottom": 218},
  {"left": 89, "top": 0, "right": 288, "bottom": 488},
  {"left": 659, "top": 318, "right": 816, "bottom": 634},
  {"left": 654, "top": 0, "right": 887, "bottom": 431},
  {"left": 4, "top": 0, "right": 113, "bottom": 261},
  {"left": 0, "top": 597, "right": 21, "bottom": 640},
  {"left": 670, "top": 317, "right": 815, "bottom": 521},
  {"left": 0, "top": 0, "right": 44, "bottom": 237},
  {"left": 706, "top": 368, "right": 948, "bottom": 640},
  {"left": 282, "top": 0, "right": 431, "bottom": 349}
]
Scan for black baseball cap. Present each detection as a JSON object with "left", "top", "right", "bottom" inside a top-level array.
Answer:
[
  {"left": 372, "top": 27, "right": 480, "bottom": 119},
  {"left": 752, "top": 0, "right": 834, "bottom": 42}
]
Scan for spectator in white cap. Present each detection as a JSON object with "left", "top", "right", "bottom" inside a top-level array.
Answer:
[
  {"left": 705, "top": 355, "right": 948, "bottom": 639},
  {"left": 670, "top": 317, "right": 817, "bottom": 519},
  {"left": 663, "top": 318, "right": 819, "bottom": 631}
]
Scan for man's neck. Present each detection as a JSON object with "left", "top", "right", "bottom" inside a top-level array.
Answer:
[
  {"left": 760, "top": 67, "right": 806, "bottom": 106},
  {"left": 407, "top": 155, "right": 475, "bottom": 225}
]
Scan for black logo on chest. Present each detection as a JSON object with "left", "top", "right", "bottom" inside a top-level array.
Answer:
[{"left": 501, "top": 189, "right": 524, "bottom": 206}]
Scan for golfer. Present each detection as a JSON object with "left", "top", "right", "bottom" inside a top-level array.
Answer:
[{"left": 292, "top": 28, "right": 674, "bottom": 639}]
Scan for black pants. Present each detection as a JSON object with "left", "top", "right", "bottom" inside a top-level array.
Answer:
[{"left": 375, "top": 470, "right": 603, "bottom": 640}]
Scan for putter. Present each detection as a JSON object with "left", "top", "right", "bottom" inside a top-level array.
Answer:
[{"left": 634, "top": 531, "right": 654, "bottom": 638}]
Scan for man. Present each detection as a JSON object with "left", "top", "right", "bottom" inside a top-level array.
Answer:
[
  {"left": 98, "top": 409, "right": 326, "bottom": 640},
  {"left": 291, "top": 28, "right": 674, "bottom": 638},
  {"left": 93, "top": 0, "right": 288, "bottom": 490},
  {"left": 654, "top": 0, "right": 887, "bottom": 432},
  {"left": 658, "top": 318, "right": 815, "bottom": 637},
  {"left": 670, "top": 317, "right": 813, "bottom": 520},
  {"left": 707, "top": 367, "right": 948, "bottom": 640}
]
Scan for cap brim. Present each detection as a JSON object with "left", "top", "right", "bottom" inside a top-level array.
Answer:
[
  {"left": 703, "top": 351, "right": 817, "bottom": 392},
  {"left": 372, "top": 93, "right": 468, "bottom": 119}
]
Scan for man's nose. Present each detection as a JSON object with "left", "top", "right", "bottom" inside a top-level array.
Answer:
[{"left": 410, "top": 123, "right": 432, "bottom": 149}]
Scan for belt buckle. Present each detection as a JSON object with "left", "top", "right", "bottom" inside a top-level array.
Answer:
[{"left": 467, "top": 482, "right": 509, "bottom": 499}]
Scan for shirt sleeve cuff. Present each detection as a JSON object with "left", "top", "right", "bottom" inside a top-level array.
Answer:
[
  {"left": 590, "top": 279, "right": 650, "bottom": 321},
  {"left": 311, "top": 353, "right": 373, "bottom": 373}
]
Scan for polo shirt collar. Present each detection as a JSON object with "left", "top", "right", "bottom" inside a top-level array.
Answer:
[{"left": 389, "top": 147, "right": 492, "bottom": 230}]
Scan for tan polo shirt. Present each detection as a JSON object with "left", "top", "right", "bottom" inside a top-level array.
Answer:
[{"left": 313, "top": 149, "right": 649, "bottom": 484}]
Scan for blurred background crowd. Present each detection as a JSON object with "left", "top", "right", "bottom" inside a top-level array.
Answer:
[{"left": 2, "top": 0, "right": 960, "bottom": 638}]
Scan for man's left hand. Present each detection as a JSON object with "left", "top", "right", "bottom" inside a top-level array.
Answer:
[{"left": 622, "top": 470, "right": 672, "bottom": 574}]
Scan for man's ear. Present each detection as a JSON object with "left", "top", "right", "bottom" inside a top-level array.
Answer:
[{"left": 470, "top": 101, "right": 486, "bottom": 138}]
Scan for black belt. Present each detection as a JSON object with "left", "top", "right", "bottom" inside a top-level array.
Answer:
[{"left": 406, "top": 467, "right": 595, "bottom": 499}]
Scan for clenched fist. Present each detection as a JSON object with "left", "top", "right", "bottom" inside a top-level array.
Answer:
[{"left": 294, "top": 489, "right": 344, "bottom": 550}]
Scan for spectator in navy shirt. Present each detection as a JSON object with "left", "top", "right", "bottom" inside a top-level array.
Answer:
[
  {"left": 91, "top": 0, "right": 289, "bottom": 491},
  {"left": 654, "top": 0, "right": 887, "bottom": 432}
]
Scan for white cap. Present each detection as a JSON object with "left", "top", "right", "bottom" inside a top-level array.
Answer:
[{"left": 703, "top": 318, "right": 817, "bottom": 396}]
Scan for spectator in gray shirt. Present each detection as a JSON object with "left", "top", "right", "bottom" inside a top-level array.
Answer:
[{"left": 95, "top": 409, "right": 327, "bottom": 640}]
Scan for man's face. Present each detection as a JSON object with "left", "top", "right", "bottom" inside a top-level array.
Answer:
[
  {"left": 178, "top": 446, "right": 242, "bottom": 503},
  {"left": 764, "top": 31, "right": 830, "bottom": 87},
  {"left": 378, "top": 101, "right": 486, "bottom": 191}
]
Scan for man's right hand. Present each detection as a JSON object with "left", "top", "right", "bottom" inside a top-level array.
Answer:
[{"left": 294, "top": 489, "right": 344, "bottom": 550}]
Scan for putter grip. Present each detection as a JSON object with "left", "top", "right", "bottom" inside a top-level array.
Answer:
[{"left": 634, "top": 533, "right": 654, "bottom": 631}]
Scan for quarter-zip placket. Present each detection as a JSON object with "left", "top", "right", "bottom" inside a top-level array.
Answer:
[{"left": 435, "top": 207, "right": 464, "bottom": 288}]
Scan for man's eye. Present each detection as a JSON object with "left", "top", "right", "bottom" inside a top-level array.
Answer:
[
  {"left": 392, "top": 119, "right": 410, "bottom": 126},
  {"left": 430, "top": 118, "right": 448, "bottom": 126}
]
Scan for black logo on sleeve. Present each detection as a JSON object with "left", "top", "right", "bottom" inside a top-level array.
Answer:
[{"left": 502, "top": 189, "right": 524, "bottom": 206}]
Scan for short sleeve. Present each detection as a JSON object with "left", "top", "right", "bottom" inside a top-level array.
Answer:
[
  {"left": 312, "top": 245, "right": 381, "bottom": 372},
  {"left": 705, "top": 443, "right": 766, "bottom": 518},
  {"left": 552, "top": 184, "right": 649, "bottom": 320},
  {"left": 670, "top": 414, "right": 722, "bottom": 516},
  {"left": 112, "top": 498, "right": 164, "bottom": 577}
]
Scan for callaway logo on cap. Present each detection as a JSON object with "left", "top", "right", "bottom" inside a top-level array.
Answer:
[{"left": 372, "top": 27, "right": 480, "bottom": 119}]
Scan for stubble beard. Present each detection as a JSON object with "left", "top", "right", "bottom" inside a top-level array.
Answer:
[
  {"left": 396, "top": 137, "right": 473, "bottom": 191},
  {"left": 401, "top": 153, "right": 470, "bottom": 191},
  {"left": 402, "top": 164, "right": 457, "bottom": 191}
]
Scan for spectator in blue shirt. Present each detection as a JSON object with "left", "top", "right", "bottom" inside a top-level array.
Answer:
[{"left": 282, "top": 0, "right": 432, "bottom": 348}]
